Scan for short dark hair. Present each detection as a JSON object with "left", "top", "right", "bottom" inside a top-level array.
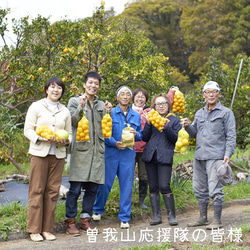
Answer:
[
  {"left": 44, "top": 77, "right": 65, "bottom": 100},
  {"left": 84, "top": 71, "right": 102, "bottom": 84},
  {"left": 150, "top": 93, "right": 171, "bottom": 111},
  {"left": 132, "top": 88, "right": 149, "bottom": 102}
]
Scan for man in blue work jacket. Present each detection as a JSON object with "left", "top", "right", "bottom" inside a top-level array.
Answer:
[{"left": 93, "top": 86, "right": 142, "bottom": 229}]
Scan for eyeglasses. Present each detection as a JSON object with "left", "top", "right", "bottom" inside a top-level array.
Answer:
[
  {"left": 155, "top": 101, "right": 168, "bottom": 107},
  {"left": 204, "top": 90, "right": 219, "bottom": 94}
]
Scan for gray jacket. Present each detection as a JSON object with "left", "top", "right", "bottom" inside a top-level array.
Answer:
[
  {"left": 185, "top": 101, "right": 236, "bottom": 160},
  {"left": 68, "top": 95, "right": 105, "bottom": 184}
]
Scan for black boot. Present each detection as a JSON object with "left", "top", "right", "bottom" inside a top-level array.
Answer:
[
  {"left": 149, "top": 193, "right": 162, "bottom": 225},
  {"left": 163, "top": 193, "right": 178, "bottom": 226},
  {"left": 187, "top": 202, "right": 209, "bottom": 227},
  {"left": 206, "top": 204, "right": 223, "bottom": 230},
  {"left": 139, "top": 180, "right": 148, "bottom": 210}
]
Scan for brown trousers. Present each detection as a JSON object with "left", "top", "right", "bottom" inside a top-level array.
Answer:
[{"left": 27, "top": 155, "right": 65, "bottom": 233}]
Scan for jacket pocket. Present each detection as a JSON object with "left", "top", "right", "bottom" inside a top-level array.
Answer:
[
  {"left": 142, "top": 146, "right": 154, "bottom": 163},
  {"left": 56, "top": 146, "right": 66, "bottom": 157},
  {"left": 130, "top": 120, "right": 140, "bottom": 129},
  {"left": 98, "top": 135, "right": 105, "bottom": 154},
  {"left": 209, "top": 116, "right": 224, "bottom": 134},
  {"left": 76, "top": 141, "right": 89, "bottom": 151},
  {"left": 197, "top": 118, "right": 205, "bottom": 132}
]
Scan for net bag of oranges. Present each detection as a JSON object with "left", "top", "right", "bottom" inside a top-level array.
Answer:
[
  {"left": 148, "top": 109, "right": 169, "bottom": 132},
  {"left": 172, "top": 89, "right": 185, "bottom": 114},
  {"left": 174, "top": 127, "right": 189, "bottom": 154},
  {"left": 101, "top": 113, "right": 112, "bottom": 138},
  {"left": 121, "top": 127, "right": 134, "bottom": 150},
  {"left": 76, "top": 115, "right": 90, "bottom": 141}
]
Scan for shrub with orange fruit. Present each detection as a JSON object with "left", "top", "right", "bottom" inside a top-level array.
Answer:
[
  {"left": 101, "top": 113, "right": 112, "bottom": 138},
  {"left": 76, "top": 116, "right": 90, "bottom": 141},
  {"left": 36, "top": 126, "right": 54, "bottom": 140},
  {"left": 174, "top": 127, "right": 189, "bottom": 154},
  {"left": 148, "top": 109, "right": 169, "bottom": 131},
  {"left": 172, "top": 90, "right": 185, "bottom": 113}
]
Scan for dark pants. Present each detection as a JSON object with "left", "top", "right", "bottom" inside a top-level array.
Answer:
[
  {"left": 65, "top": 181, "right": 99, "bottom": 219},
  {"left": 135, "top": 152, "right": 148, "bottom": 181},
  {"left": 145, "top": 161, "right": 172, "bottom": 194}
]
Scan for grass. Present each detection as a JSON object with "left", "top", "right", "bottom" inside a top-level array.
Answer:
[
  {"left": 0, "top": 162, "right": 70, "bottom": 179},
  {"left": 224, "top": 181, "right": 250, "bottom": 201},
  {"left": 121, "top": 242, "right": 172, "bottom": 250},
  {"left": 231, "top": 147, "right": 250, "bottom": 161},
  {"left": 120, "top": 222, "right": 250, "bottom": 250},
  {"left": 0, "top": 146, "right": 249, "bottom": 243},
  {"left": 0, "top": 201, "right": 27, "bottom": 240}
]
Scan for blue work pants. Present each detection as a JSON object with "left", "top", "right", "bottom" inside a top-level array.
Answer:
[{"left": 93, "top": 150, "right": 135, "bottom": 222}]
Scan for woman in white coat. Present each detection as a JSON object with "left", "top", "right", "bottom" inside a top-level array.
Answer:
[{"left": 24, "top": 77, "right": 72, "bottom": 242}]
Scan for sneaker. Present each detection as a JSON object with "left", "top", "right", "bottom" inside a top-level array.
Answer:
[
  {"left": 30, "top": 233, "right": 43, "bottom": 242},
  {"left": 92, "top": 213, "right": 101, "bottom": 221},
  {"left": 120, "top": 222, "right": 130, "bottom": 229}
]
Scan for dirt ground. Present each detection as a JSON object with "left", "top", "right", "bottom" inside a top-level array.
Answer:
[{"left": 0, "top": 199, "right": 250, "bottom": 250}]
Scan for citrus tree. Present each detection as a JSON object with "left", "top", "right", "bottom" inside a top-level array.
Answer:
[
  {"left": 0, "top": 3, "right": 187, "bottom": 169},
  {"left": 184, "top": 49, "right": 249, "bottom": 148}
]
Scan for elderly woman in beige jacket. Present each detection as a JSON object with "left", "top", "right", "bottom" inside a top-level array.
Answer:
[{"left": 24, "top": 77, "right": 72, "bottom": 242}]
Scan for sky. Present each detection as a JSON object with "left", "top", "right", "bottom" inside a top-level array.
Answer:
[{"left": 0, "top": 0, "right": 131, "bottom": 47}]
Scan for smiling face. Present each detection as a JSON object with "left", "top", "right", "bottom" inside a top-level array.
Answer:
[
  {"left": 84, "top": 77, "right": 100, "bottom": 98},
  {"left": 46, "top": 82, "right": 63, "bottom": 102},
  {"left": 154, "top": 96, "right": 169, "bottom": 116},
  {"left": 117, "top": 88, "right": 132, "bottom": 108},
  {"left": 202, "top": 88, "right": 221, "bottom": 108},
  {"left": 134, "top": 91, "right": 147, "bottom": 108}
]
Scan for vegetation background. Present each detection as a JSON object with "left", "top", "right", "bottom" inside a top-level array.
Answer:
[
  {"left": 0, "top": 0, "right": 249, "bottom": 247},
  {"left": 0, "top": 1, "right": 249, "bottom": 168}
]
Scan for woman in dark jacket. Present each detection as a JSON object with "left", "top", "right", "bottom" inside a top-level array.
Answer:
[{"left": 142, "top": 93, "right": 181, "bottom": 226}]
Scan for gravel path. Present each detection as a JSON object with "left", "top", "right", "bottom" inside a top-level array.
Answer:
[{"left": 1, "top": 199, "right": 250, "bottom": 249}]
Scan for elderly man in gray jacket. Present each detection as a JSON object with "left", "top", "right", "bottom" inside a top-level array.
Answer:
[{"left": 182, "top": 81, "right": 236, "bottom": 229}]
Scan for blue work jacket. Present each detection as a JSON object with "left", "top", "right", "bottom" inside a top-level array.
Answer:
[{"left": 105, "top": 105, "right": 142, "bottom": 159}]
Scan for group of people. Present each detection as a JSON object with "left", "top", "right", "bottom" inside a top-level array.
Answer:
[{"left": 24, "top": 71, "right": 236, "bottom": 242}]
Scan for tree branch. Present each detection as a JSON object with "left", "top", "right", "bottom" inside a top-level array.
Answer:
[{"left": 0, "top": 137, "right": 26, "bottom": 175}]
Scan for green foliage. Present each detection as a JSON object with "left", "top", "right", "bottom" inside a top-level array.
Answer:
[
  {"left": 240, "top": 223, "right": 250, "bottom": 233},
  {"left": 54, "top": 201, "right": 66, "bottom": 222},
  {"left": 122, "top": 0, "right": 191, "bottom": 77},
  {"left": 0, "top": 7, "right": 10, "bottom": 46},
  {"left": 0, "top": 128, "right": 30, "bottom": 165},
  {"left": 0, "top": 3, "right": 189, "bottom": 168},
  {"left": 121, "top": 242, "right": 172, "bottom": 250},
  {"left": 231, "top": 147, "right": 250, "bottom": 161},
  {"left": 184, "top": 49, "right": 249, "bottom": 148},
  {"left": 1, "top": 2, "right": 248, "bottom": 169},
  {"left": 0, "top": 202, "right": 27, "bottom": 240},
  {"left": 224, "top": 182, "right": 250, "bottom": 201},
  {"left": 180, "top": 0, "right": 249, "bottom": 75}
]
